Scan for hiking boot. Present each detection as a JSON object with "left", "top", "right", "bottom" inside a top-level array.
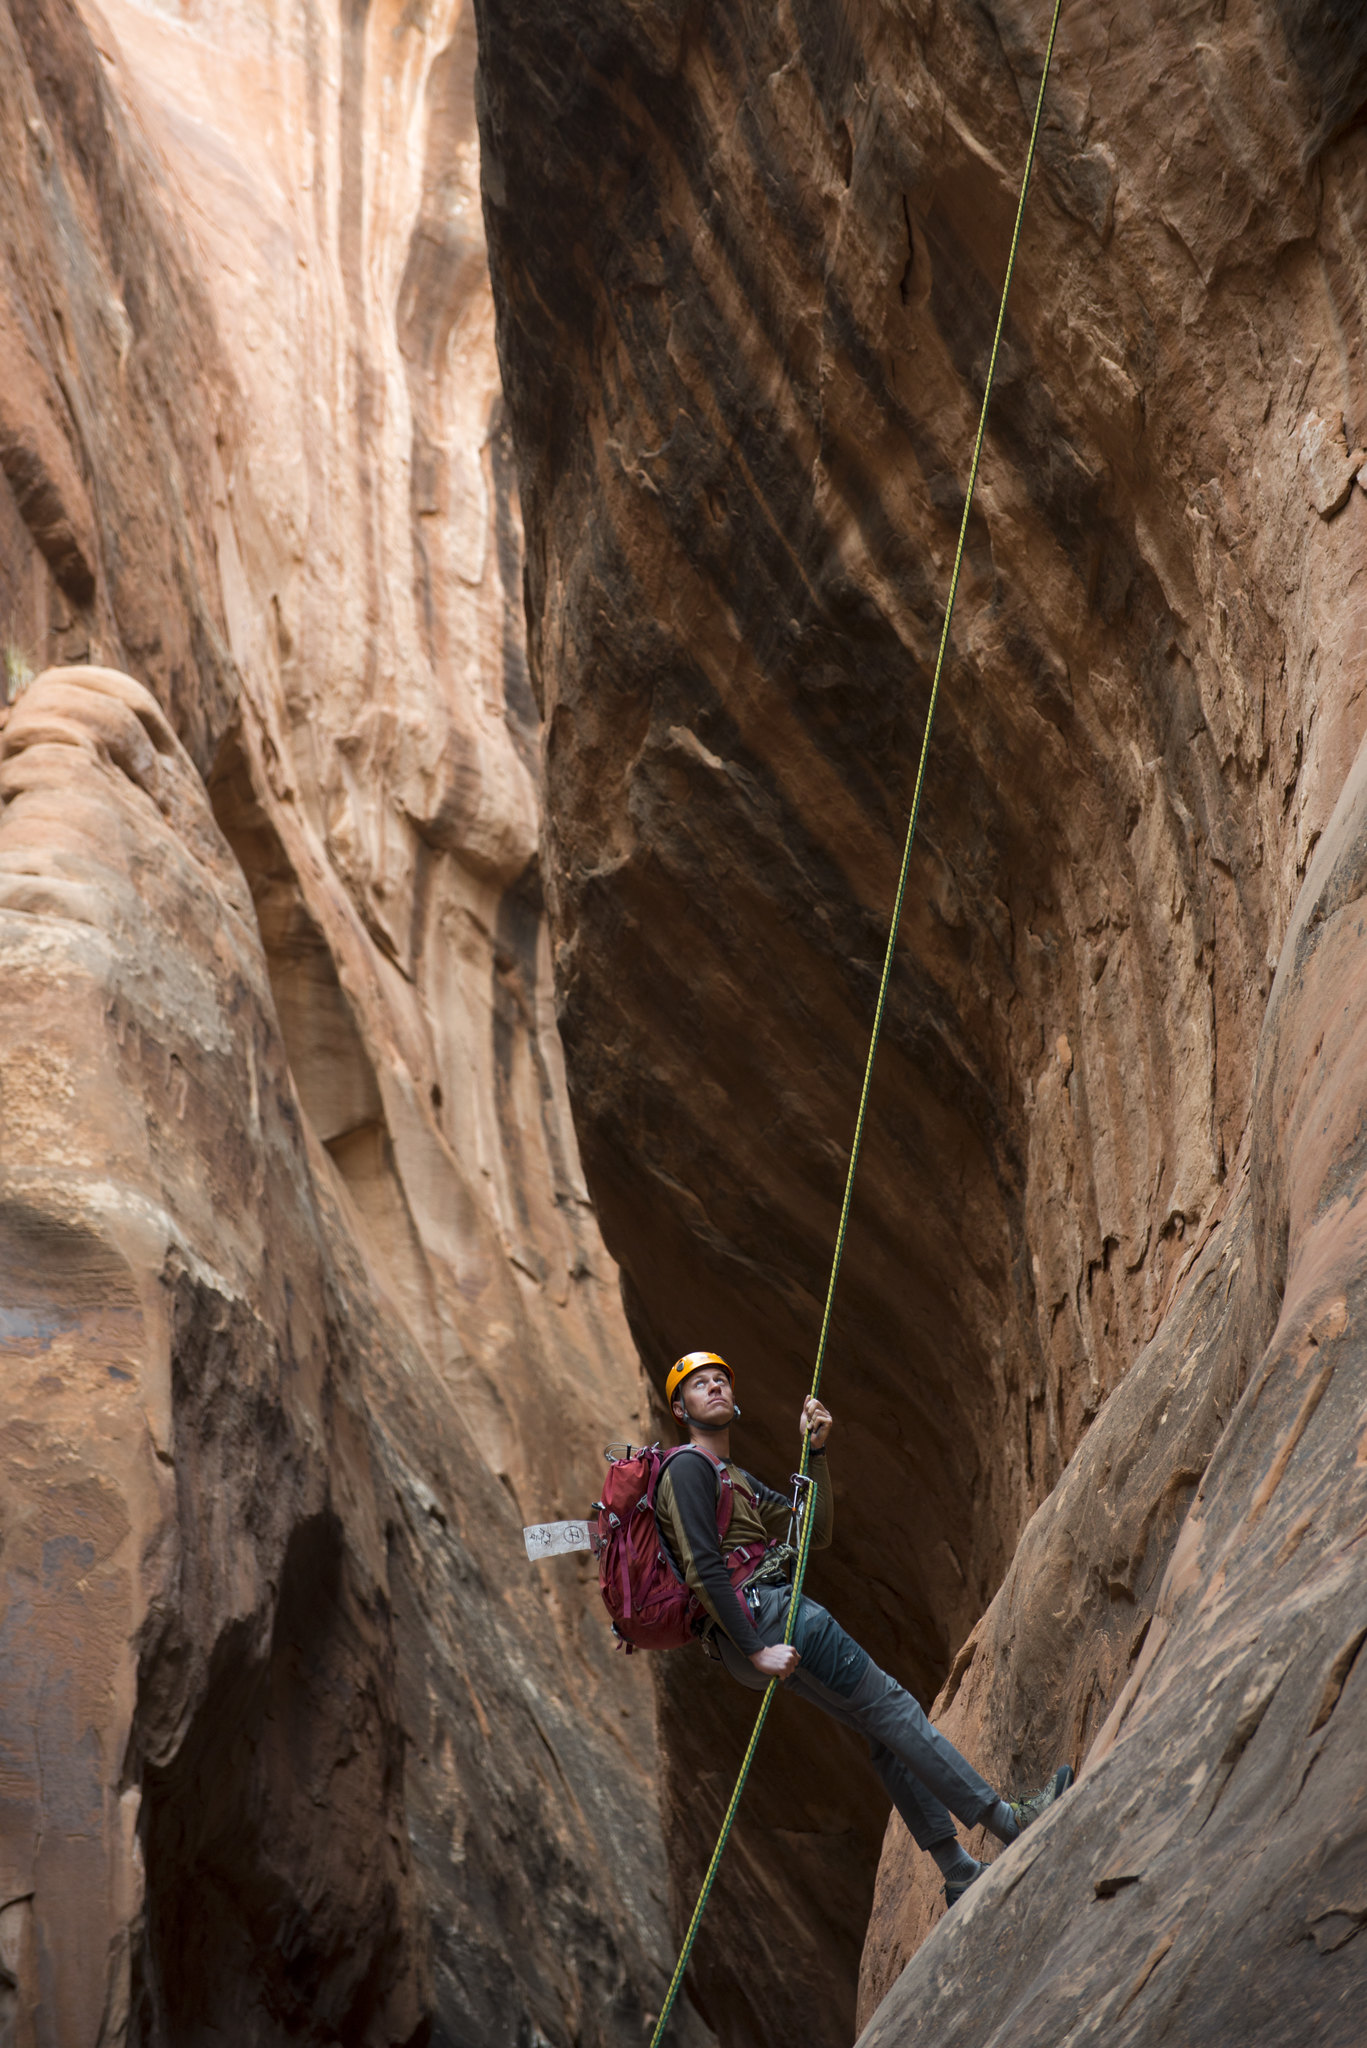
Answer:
[
  {"left": 943, "top": 1858, "right": 983, "bottom": 1910},
  {"left": 1009, "top": 1764, "right": 1074, "bottom": 1836}
]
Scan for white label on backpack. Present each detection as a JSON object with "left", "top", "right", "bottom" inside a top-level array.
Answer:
[{"left": 524, "top": 1519, "right": 593, "bottom": 1561}]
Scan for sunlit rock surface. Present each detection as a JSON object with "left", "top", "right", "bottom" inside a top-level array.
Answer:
[
  {"left": 473, "top": 0, "right": 1367, "bottom": 2038},
  {"left": 0, "top": 1, "right": 703, "bottom": 2041}
]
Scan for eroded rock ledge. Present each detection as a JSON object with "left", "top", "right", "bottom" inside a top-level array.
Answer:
[{"left": 474, "top": 0, "right": 1367, "bottom": 2036}]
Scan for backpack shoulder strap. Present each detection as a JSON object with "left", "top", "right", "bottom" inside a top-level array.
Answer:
[
  {"left": 655, "top": 1443, "right": 733, "bottom": 1583},
  {"left": 660, "top": 1443, "right": 732, "bottom": 1503},
  {"left": 662, "top": 1441, "right": 727, "bottom": 1475}
]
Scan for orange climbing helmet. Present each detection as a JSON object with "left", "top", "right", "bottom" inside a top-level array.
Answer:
[{"left": 664, "top": 1350, "right": 734, "bottom": 1407}]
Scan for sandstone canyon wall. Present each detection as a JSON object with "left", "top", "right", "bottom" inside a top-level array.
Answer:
[
  {"left": 473, "top": 0, "right": 1367, "bottom": 2040},
  {"left": 0, "top": 2, "right": 705, "bottom": 2043}
]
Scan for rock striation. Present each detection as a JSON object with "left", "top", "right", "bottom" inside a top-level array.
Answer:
[
  {"left": 857, "top": 702, "right": 1367, "bottom": 2042},
  {"left": 0, "top": 663, "right": 426, "bottom": 2043},
  {"left": 473, "top": 0, "right": 1367, "bottom": 2038},
  {"left": 0, "top": 1, "right": 704, "bottom": 2043},
  {"left": 5, "top": 0, "right": 1367, "bottom": 2037}
]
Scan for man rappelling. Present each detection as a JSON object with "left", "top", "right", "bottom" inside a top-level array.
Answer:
[{"left": 649, "top": 1349, "right": 1073, "bottom": 1911}]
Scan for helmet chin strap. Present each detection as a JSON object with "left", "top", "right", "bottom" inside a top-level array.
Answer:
[{"left": 687, "top": 1398, "right": 740, "bottom": 1433}]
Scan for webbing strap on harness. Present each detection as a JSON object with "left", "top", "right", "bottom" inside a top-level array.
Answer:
[{"left": 647, "top": 4, "right": 1065, "bottom": 2037}]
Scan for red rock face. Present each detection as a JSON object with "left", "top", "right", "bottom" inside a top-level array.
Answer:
[
  {"left": 0, "top": 666, "right": 424, "bottom": 2043},
  {"left": 473, "top": 0, "right": 1367, "bottom": 2038},
  {"left": 0, "top": 665, "right": 687, "bottom": 2046},
  {"left": 859, "top": 737, "right": 1367, "bottom": 2042},
  {"left": 0, "top": 0, "right": 237, "bottom": 758},
  {"left": 5, "top": 0, "right": 1367, "bottom": 2038},
  {"left": 0, "top": 2, "right": 705, "bottom": 2044}
]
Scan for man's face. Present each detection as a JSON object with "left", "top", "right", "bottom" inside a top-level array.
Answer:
[{"left": 675, "top": 1365, "right": 734, "bottom": 1430}]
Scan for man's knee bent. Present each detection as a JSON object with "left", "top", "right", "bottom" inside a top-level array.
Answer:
[{"left": 788, "top": 1596, "right": 871, "bottom": 1697}]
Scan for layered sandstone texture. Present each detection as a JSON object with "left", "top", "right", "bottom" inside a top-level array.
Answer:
[
  {"left": 858, "top": 744, "right": 1367, "bottom": 2031},
  {"left": 0, "top": 2, "right": 699, "bottom": 2043},
  {"left": 474, "top": 0, "right": 1367, "bottom": 2039}
]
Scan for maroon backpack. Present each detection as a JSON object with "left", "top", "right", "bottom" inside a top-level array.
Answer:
[{"left": 595, "top": 1444, "right": 771, "bottom": 1651}]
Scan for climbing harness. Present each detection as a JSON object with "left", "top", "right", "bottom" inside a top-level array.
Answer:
[{"left": 647, "top": 2, "right": 1066, "bottom": 2036}]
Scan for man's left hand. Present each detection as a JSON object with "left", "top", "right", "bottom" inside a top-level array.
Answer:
[{"left": 800, "top": 1396, "right": 832, "bottom": 1450}]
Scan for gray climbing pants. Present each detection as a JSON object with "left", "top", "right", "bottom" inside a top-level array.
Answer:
[{"left": 715, "top": 1583, "right": 1000, "bottom": 1849}]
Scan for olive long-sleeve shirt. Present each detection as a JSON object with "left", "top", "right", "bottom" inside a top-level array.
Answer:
[{"left": 655, "top": 1446, "right": 833, "bottom": 1655}]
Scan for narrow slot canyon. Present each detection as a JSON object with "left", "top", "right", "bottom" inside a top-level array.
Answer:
[{"left": 0, "top": 0, "right": 1365, "bottom": 2044}]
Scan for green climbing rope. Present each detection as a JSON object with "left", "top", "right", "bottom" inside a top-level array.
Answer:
[{"left": 648, "top": 4, "right": 1065, "bottom": 2037}]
